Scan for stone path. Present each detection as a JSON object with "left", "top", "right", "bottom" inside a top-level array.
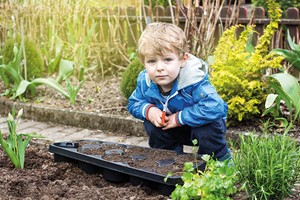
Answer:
[{"left": 0, "top": 116, "right": 150, "bottom": 147}]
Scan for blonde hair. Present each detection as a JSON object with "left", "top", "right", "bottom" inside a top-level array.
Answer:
[{"left": 137, "top": 22, "right": 188, "bottom": 63}]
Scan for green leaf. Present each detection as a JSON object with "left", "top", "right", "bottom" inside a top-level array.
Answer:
[
  {"left": 56, "top": 59, "right": 74, "bottom": 83},
  {"left": 0, "top": 132, "right": 20, "bottom": 168},
  {"left": 15, "top": 80, "right": 33, "bottom": 97},
  {"left": 32, "top": 78, "right": 70, "bottom": 98},
  {"left": 272, "top": 49, "right": 298, "bottom": 63},
  {"left": 265, "top": 93, "right": 278, "bottom": 109},
  {"left": 270, "top": 73, "right": 300, "bottom": 121},
  {"left": 287, "top": 30, "right": 300, "bottom": 52}
]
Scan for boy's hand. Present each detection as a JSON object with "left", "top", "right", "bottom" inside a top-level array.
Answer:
[
  {"left": 162, "top": 113, "right": 179, "bottom": 130},
  {"left": 148, "top": 107, "right": 166, "bottom": 127}
]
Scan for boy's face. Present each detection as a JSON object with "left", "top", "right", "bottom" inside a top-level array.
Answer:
[{"left": 144, "top": 52, "right": 188, "bottom": 92}]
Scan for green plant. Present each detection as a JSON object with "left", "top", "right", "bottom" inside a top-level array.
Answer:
[
  {"left": 0, "top": 43, "right": 69, "bottom": 99},
  {"left": 234, "top": 133, "right": 300, "bottom": 199},
  {"left": 210, "top": 0, "right": 284, "bottom": 124},
  {"left": 2, "top": 36, "right": 44, "bottom": 81},
  {"left": 120, "top": 57, "right": 144, "bottom": 99},
  {"left": 0, "top": 108, "right": 44, "bottom": 169},
  {"left": 263, "top": 72, "right": 300, "bottom": 133},
  {"left": 65, "top": 78, "right": 85, "bottom": 105},
  {"left": 16, "top": 54, "right": 85, "bottom": 106},
  {"left": 272, "top": 30, "right": 300, "bottom": 72},
  {"left": 144, "top": 0, "right": 175, "bottom": 8},
  {"left": 166, "top": 140, "right": 237, "bottom": 200},
  {"left": 251, "top": 0, "right": 300, "bottom": 14}
]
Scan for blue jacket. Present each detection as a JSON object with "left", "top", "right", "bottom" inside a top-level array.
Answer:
[{"left": 127, "top": 54, "right": 228, "bottom": 127}]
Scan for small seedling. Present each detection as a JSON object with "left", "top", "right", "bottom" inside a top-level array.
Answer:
[{"left": 0, "top": 108, "right": 44, "bottom": 169}]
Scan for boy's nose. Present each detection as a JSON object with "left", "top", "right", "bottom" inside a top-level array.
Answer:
[{"left": 156, "top": 61, "right": 165, "bottom": 70}]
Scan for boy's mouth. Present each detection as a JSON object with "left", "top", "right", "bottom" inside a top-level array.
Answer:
[{"left": 156, "top": 75, "right": 168, "bottom": 78}]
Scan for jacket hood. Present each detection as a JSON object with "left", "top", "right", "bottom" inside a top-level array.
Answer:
[{"left": 177, "top": 54, "right": 208, "bottom": 90}]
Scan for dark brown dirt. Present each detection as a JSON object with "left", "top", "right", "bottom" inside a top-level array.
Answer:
[{"left": 0, "top": 140, "right": 168, "bottom": 200}]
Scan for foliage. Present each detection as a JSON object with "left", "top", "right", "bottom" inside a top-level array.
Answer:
[
  {"left": 2, "top": 36, "right": 44, "bottom": 81},
  {"left": 165, "top": 140, "right": 237, "bottom": 200},
  {"left": 210, "top": 0, "right": 284, "bottom": 124},
  {"left": 272, "top": 30, "right": 300, "bottom": 72},
  {"left": 120, "top": 57, "right": 144, "bottom": 99},
  {"left": 143, "top": 0, "right": 175, "bottom": 7},
  {"left": 0, "top": 108, "right": 44, "bottom": 169},
  {"left": 0, "top": 0, "right": 131, "bottom": 80},
  {"left": 0, "top": 43, "right": 84, "bottom": 105},
  {"left": 233, "top": 133, "right": 300, "bottom": 199},
  {"left": 251, "top": 0, "right": 300, "bottom": 14},
  {"left": 170, "top": 154, "right": 237, "bottom": 200},
  {"left": 263, "top": 73, "right": 300, "bottom": 133}
]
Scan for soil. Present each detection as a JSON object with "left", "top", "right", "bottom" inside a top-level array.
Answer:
[{"left": 0, "top": 140, "right": 168, "bottom": 200}]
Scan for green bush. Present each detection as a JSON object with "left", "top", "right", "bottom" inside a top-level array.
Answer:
[
  {"left": 251, "top": 0, "right": 300, "bottom": 14},
  {"left": 120, "top": 57, "right": 144, "bottom": 99},
  {"left": 2, "top": 36, "right": 44, "bottom": 81},
  {"left": 210, "top": 0, "right": 284, "bottom": 124},
  {"left": 234, "top": 133, "right": 300, "bottom": 199}
]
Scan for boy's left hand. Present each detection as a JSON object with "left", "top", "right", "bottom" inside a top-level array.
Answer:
[{"left": 162, "top": 113, "right": 179, "bottom": 130}]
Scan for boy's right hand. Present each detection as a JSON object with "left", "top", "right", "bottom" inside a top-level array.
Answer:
[{"left": 147, "top": 107, "right": 166, "bottom": 127}]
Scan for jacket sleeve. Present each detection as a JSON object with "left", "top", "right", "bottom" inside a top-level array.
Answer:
[
  {"left": 176, "top": 78, "right": 228, "bottom": 127},
  {"left": 127, "top": 71, "right": 153, "bottom": 121}
]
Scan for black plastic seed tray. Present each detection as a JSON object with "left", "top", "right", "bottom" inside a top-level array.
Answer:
[{"left": 48, "top": 140, "right": 206, "bottom": 195}]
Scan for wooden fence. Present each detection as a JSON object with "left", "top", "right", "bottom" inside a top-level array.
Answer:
[{"left": 98, "top": 5, "right": 300, "bottom": 50}]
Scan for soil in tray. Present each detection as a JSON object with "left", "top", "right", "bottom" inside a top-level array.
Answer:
[{"left": 77, "top": 141, "right": 205, "bottom": 176}]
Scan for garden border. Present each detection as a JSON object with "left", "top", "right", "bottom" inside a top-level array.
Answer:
[{"left": 0, "top": 96, "right": 145, "bottom": 136}]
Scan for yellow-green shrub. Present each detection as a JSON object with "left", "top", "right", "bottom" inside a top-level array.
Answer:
[{"left": 210, "top": 0, "right": 284, "bottom": 124}]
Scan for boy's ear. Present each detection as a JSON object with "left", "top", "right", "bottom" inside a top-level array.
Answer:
[{"left": 180, "top": 53, "right": 188, "bottom": 67}]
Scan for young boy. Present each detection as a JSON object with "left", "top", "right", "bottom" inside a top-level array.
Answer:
[{"left": 127, "top": 22, "right": 231, "bottom": 161}]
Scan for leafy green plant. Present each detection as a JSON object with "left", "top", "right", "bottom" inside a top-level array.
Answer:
[
  {"left": 0, "top": 43, "right": 68, "bottom": 99},
  {"left": 2, "top": 36, "right": 44, "bottom": 81},
  {"left": 1, "top": 42, "right": 84, "bottom": 105},
  {"left": 233, "top": 133, "right": 300, "bottom": 199},
  {"left": 263, "top": 72, "right": 300, "bottom": 133},
  {"left": 272, "top": 30, "right": 300, "bottom": 72},
  {"left": 0, "top": 108, "right": 44, "bottom": 169},
  {"left": 251, "top": 0, "right": 300, "bottom": 15},
  {"left": 65, "top": 78, "right": 84, "bottom": 105},
  {"left": 120, "top": 57, "right": 144, "bottom": 99},
  {"left": 166, "top": 140, "right": 237, "bottom": 200},
  {"left": 210, "top": 0, "right": 284, "bottom": 124}
]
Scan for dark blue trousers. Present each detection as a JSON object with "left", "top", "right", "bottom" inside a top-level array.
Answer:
[{"left": 143, "top": 118, "right": 229, "bottom": 159}]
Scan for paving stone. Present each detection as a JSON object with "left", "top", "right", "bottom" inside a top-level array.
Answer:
[
  {"left": 0, "top": 117, "right": 6, "bottom": 123},
  {"left": 0, "top": 122, "right": 7, "bottom": 129},
  {"left": 44, "top": 131, "right": 74, "bottom": 142},
  {"left": 32, "top": 122, "right": 54, "bottom": 129},
  {"left": 17, "top": 120, "right": 41, "bottom": 131},
  {"left": 38, "top": 127, "right": 67, "bottom": 136},
  {"left": 122, "top": 136, "right": 148, "bottom": 146},
  {"left": 19, "top": 127, "right": 42, "bottom": 135},
  {"left": 57, "top": 129, "right": 93, "bottom": 141},
  {"left": 59, "top": 126, "right": 82, "bottom": 134},
  {"left": 136, "top": 140, "right": 149, "bottom": 147},
  {"left": 100, "top": 136, "right": 128, "bottom": 143}
]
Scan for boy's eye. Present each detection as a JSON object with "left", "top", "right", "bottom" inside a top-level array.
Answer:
[
  {"left": 146, "top": 59, "right": 156, "bottom": 64},
  {"left": 165, "top": 58, "right": 173, "bottom": 62}
]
